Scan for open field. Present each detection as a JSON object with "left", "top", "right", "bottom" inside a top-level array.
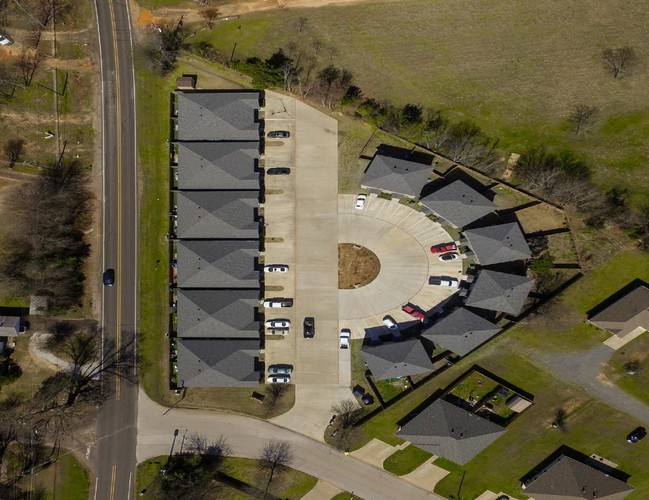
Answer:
[
  {"left": 194, "top": 0, "right": 649, "bottom": 208},
  {"left": 16, "top": 450, "right": 90, "bottom": 499}
]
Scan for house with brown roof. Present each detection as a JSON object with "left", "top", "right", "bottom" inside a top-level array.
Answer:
[
  {"left": 589, "top": 285, "right": 649, "bottom": 341},
  {"left": 522, "top": 454, "right": 633, "bottom": 500}
]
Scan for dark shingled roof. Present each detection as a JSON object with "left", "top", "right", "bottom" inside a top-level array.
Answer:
[
  {"left": 177, "top": 240, "right": 259, "bottom": 288},
  {"left": 177, "top": 289, "right": 260, "bottom": 338},
  {"left": 177, "top": 338, "right": 260, "bottom": 387},
  {"left": 397, "top": 399, "right": 506, "bottom": 465},
  {"left": 177, "top": 91, "right": 260, "bottom": 141},
  {"left": 361, "top": 339, "right": 434, "bottom": 381},
  {"left": 176, "top": 191, "right": 259, "bottom": 239},
  {"left": 466, "top": 270, "right": 534, "bottom": 315},
  {"left": 361, "top": 154, "right": 435, "bottom": 197},
  {"left": 523, "top": 455, "right": 634, "bottom": 500},
  {"left": 420, "top": 308, "right": 501, "bottom": 356},
  {"left": 177, "top": 142, "right": 259, "bottom": 190},
  {"left": 589, "top": 286, "right": 649, "bottom": 337},
  {"left": 463, "top": 223, "right": 531, "bottom": 265},
  {"left": 419, "top": 180, "right": 496, "bottom": 228}
]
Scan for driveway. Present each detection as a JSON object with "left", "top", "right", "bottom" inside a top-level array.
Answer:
[{"left": 137, "top": 390, "right": 443, "bottom": 500}]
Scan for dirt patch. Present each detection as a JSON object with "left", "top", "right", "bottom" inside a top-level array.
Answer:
[{"left": 338, "top": 243, "right": 380, "bottom": 289}]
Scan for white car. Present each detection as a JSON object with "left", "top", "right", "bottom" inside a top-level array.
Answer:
[
  {"left": 339, "top": 328, "right": 351, "bottom": 349},
  {"left": 267, "top": 375, "right": 291, "bottom": 384},
  {"left": 264, "top": 265, "right": 289, "bottom": 273},
  {"left": 263, "top": 298, "right": 293, "bottom": 308},
  {"left": 355, "top": 194, "right": 367, "bottom": 209},
  {"left": 383, "top": 316, "right": 399, "bottom": 330},
  {"left": 0, "top": 34, "right": 13, "bottom": 46},
  {"left": 265, "top": 319, "right": 291, "bottom": 328},
  {"left": 438, "top": 252, "right": 460, "bottom": 262}
]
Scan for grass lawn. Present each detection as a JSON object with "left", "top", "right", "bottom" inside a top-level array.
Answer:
[
  {"left": 382, "top": 444, "right": 432, "bottom": 476},
  {"left": 199, "top": 0, "right": 649, "bottom": 208},
  {"left": 0, "top": 334, "right": 56, "bottom": 403},
  {"left": 603, "top": 335, "right": 649, "bottom": 406},
  {"left": 449, "top": 370, "right": 499, "bottom": 406},
  {"left": 331, "top": 494, "right": 363, "bottom": 500},
  {"left": 136, "top": 455, "right": 317, "bottom": 499},
  {"left": 17, "top": 451, "right": 90, "bottom": 500},
  {"left": 509, "top": 249, "right": 649, "bottom": 352}
]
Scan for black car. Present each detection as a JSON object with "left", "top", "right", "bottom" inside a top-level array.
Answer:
[
  {"left": 102, "top": 269, "right": 115, "bottom": 286},
  {"left": 303, "top": 317, "right": 315, "bottom": 338},
  {"left": 627, "top": 426, "right": 647, "bottom": 443},
  {"left": 361, "top": 393, "right": 374, "bottom": 405},
  {"left": 267, "top": 130, "right": 290, "bottom": 139},
  {"left": 267, "top": 167, "right": 291, "bottom": 175}
]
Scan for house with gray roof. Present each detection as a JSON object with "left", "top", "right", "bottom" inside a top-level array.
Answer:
[
  {"left": 176, "top": 191, "right": 259, "bottom": 239},
  {"left": 361, "top": 338, "right": 433, "bottom": 381},
  {"left": 177, "top": 338, "right": 261, "bottom": 387},
  {"left": 466, "top": 270, "right": 534, "bottom": 315},
  {"left": 522, "top": 454, "right": 633, "bottom": 500},
  {"left": 361, "top": 154, "right": 436, "bottom": 198},
  {"left": 397, "top": 399, "right": 506, "bottom": 465},
  {"left": 421, "top": 308, "right": 501, "bottom": 356},
  {"left": 462, "top": 222, "right": 531, "bottom": 265},
  {"left": 0, "top": 316, "right": 21, "bottom": 337},
  {"left": 177, "top": 289, "right": 260, "bottom": 338},
  {"left": 176, "top": 91, "right": 261, "bottom": 141},
  {"left": 177, "top": 240, "right": 259, "bottom": 288},
  {"left": 419, "top": 180, "right": 496, "bottom": 228},
  {"left": 177, "top": 142, "right": 259, "bottom": 190},
  {"left": 589, "top": 285, "right": 649, "bottom": 340}
]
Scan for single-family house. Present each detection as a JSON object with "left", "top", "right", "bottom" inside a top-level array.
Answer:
[
  {"left": 361, "top": 338, "right": 434, "bottom": 381},
  {"left": 361, "top": 154, "right": 436, "bottom": 198},
  {"left": 462, "top": 222, "right": 531, "bottom": 265},
  {"left": 465, "top": 270, "right": 534, "bottom": 315},
  {"left": 589, "top": 285, "right": 649, "bottom": 341},
  {"left": 419, "top": 180, "right": 496, "bottom": 228}
]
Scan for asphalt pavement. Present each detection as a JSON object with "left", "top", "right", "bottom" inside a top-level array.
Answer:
[{"left": 93, "top": 0, "right": 138, "bottom": 498}]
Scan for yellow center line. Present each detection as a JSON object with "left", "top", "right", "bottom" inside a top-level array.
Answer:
[
  {"left": 109, "top": 465, "right": 117, "bottom": 500},
  {"left": 108, "top": 0, "right": 123, "bottom": 401}
]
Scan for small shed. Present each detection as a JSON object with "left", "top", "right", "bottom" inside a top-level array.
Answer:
[
  {"left": 176, "top": 75, "right": 197, "bottom": 89},
  {"left": 506, "top": 394, "right": 532, "bottom": 413}
]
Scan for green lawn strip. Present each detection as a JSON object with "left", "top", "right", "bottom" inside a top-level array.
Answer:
[
  {"left": 508, "top": 322, "right": 609, "bottom": 353},
  {"left": 135, "top": 0, "right": 193, "bottom": 8},
  {"left": 374, "top": 378, "right": 407, "bottom": 402},
  {"left": 382, "top": 444, "right": 432, "bottom": 476},
  {"left": 16, "top": 450, "right": 90, "bottom": 499},
  {"left": 331, "top": 493, "right": 363, "bottom": 500},
  {"left": 603, "top": 335, "right": 649, "bottom": 406},
  {"left": 135, "top": 457, "right": 165, "bottom": 498},
  {"left": 135, "top": 56, "right": 174, "bottom": 404}
]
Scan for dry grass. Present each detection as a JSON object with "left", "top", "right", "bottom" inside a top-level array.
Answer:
[
  {"left": 0, "top": 334, "right": 57, "bottom": 402},
  {"left": 338, "top": 243, "right": 380, "bottom": 289}
]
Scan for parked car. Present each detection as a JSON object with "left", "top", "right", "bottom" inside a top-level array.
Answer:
[
  {"left": 438, "top": 252, "right": 460, "bottom": 261},
  {"left": 355, "top": 194, "right": 367, "bottom": 209},
  {"left": 430, "top": 242, "right": 458, "bottom": 254},
  {"left": 267, "top": 375, "right": 291, "bottom": 384},
  {"left": 267, "top": 167, "right": 291, "bottom": 175},
  {"left": 268, "top": 364, "right": 293, "bottom": 375},
  {"left": 429, "top": 276, "right": 459, "bottom": 287},
  {"left": 0, "top": 33, "right": 13, "bottom": 46},
  {"left": 402, "top": 304, "right": 426, "bottom": 321},
  {"left": 264, "top": 265, "right": 289, "bottom": 273},
  {"left": 339, "top": 328, "right": 351, "bottom": 349},
  {"left": 267, "top": 130, "right": 290, "bottom": 139},
  {"left": 303, "top": 317, "right": 315, "bottom": 338},
  {"left": 266, "top": 328, "right": 288, "bottom": 336},
  {"left": 265, "top": 319, "right": 291, "bottom": 328},
  {"left": 103, "top": 269, "right": 115, "bottom": 286},
  {"left": 383, "top": 316, "right": 399, "bottom": 330},
  {"left": 263, "top": 298, "right": 293, "bottom": 308},
  {"left": 627, "top": 426, "right": 647, "bottom": 443},
  {"left": 361, "top": 393, "right": 375, "bottom": 405}
]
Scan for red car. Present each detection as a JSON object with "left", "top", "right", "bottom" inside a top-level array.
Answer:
[
  {"left": 402, "top": 305, "right": 426, "bottom": 321},
  {"left": 430, "top": 242, "right": 458, "bottom": 254}
]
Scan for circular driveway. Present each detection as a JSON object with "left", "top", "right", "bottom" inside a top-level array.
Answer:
[{"left": 338, "top": 194, "right": 462, "bottom": 333}]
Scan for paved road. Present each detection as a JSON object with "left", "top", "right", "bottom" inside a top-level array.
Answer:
[
  {"left": 93, "top": 0, "right": 138, "bottom": 498},
  {"left": 534, "top": 344, "right": 649, "bottom": 425},
  {"left": 137, "top": 390, "right": 443, "bottom": 500}
]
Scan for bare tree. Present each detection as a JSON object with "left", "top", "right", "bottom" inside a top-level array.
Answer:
[
  {"left": 200, "top": 8, "right": 220, "bottom": 30},
  {"left": 185, "top": 433, "right": 232, "bottom": 458},
  {"left": 264, "top": 383, "right": 289, "bottom": 414},
  {"left": 16, "top": 49, "right": 45, "bottom": 87},
  {"left": 4, "top": 138, "right": 25, "bottom": 167},
  {"left": 294, "top": 16, "right": 308, "bottom": 33},
  {"left": 568, "top": 104, "right": 598, "bottom": 135},
  {"left": 331, "top": 399, "right": 359, "bottom": 429},
  {"left": 258, "top": 440, "right": 293, "bottom": 496},
  {"left": 602, "top": 46, "right": 636, "bottom": 78},
  {"left": 148, "top": 17, "right": 191, "bottom": 75}
]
